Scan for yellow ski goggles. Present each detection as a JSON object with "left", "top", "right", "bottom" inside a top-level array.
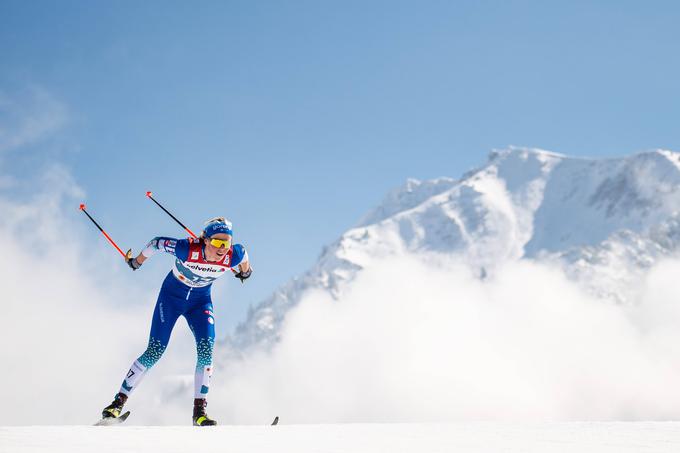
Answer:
[{"left": 208, "top": 238, "right": 231, "bottom": 248}]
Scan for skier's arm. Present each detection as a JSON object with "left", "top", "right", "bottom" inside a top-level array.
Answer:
[
  {"left": 128, "top": 237, "right": 190, "bottom": 269},
  {"left": 231, "top": 244, "right": 252, "bottom": 282},
  {"left": 132, "top": 252, "right": 147, "bottom": 266}
]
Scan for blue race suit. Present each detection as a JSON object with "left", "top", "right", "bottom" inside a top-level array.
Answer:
[{"left": 117, "top": 237, "right": 248, "bottom": 399}]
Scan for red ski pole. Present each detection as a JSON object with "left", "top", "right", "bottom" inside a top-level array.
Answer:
[
  {"left": 79, "top": 204, "right": 131, "bottom": 259},
  {"left": 145, "top": 191, "right": 197, "bottom": 239}
]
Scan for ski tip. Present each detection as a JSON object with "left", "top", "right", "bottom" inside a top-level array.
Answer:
[
  {"left": 146, "top": 191, "right": 153, "bottom": 197},
  {"left": 79, "top": 203, "right": 86, "bottom": 211},
  {"left": 271, "top": 416, "right": 279, "bottom": 426}
]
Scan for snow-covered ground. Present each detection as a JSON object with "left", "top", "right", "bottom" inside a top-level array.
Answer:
[{"left": 3, "top": 422, "right": 680, "bottom": 453}]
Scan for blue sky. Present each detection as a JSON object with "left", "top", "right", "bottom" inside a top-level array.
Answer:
[{"left": 2, "top": 0, "right": 680, "bottom": 331}]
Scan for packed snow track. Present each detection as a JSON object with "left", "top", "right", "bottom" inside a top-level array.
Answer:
[{"left": 2, "top": 422, "right": 680, "bottom": 453}]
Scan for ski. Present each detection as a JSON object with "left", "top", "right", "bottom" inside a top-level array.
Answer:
[
  {"left": 94, "top": 411, "right": 131, "bottom": 426},
  {"left": 94, "top": 412, "right": 273, "bottom": 426}
]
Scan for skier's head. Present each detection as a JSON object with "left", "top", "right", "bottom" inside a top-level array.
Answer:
[
  {"left": 202, "top": 217, "right": 233, "bottom": 262},
  {"left": 203, "top": 217, "right": 233, "bottom": 238}
]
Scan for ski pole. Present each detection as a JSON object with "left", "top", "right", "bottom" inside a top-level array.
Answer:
[
  {"left": 145, "top": 191, "right": 198, "bottom": 239},
  {"left": 79, "top": 204, "right": 131, "bottom": 259}
]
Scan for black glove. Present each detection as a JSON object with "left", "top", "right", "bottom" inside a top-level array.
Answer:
[
  {"left": 127, "top": 256, "right": 142, "bottom": 271},
  {"left": 234, "top": 267, "right": 252, "bottom": 283}
]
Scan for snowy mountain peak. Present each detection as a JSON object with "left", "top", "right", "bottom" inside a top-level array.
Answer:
[{"left": 229, "top": 148, "right": 680, "bottom": 350}]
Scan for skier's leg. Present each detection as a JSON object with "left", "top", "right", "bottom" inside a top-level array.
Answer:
[
  {"left": 185, "top": 300, "right": 217, "bottom": 426},
  {"left": 117, "top": 292, "right": 181, "bottom": 397},
  {"left": 185, "top": 300, "right": 216, "bottom": 399}
]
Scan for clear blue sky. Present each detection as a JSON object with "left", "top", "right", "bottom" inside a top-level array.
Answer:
[{"left": 2, "top": 1, "right": 680, "bottom": 330}]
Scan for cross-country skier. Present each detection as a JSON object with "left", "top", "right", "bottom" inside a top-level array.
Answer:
[{"left": 100, "top": 217, "right": 251, "bottom": 426}]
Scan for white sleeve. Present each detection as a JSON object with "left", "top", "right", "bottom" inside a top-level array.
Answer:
[{"left": 141, "top": 238, "right": 161, "bottom": 258}]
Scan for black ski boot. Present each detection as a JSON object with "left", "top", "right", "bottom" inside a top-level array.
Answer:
[
  {"left": 193, "top": 398, "right": 217, "bottom": 426},
  {"left": 102, "top": 392, "right": 128, "bottom": 419}
]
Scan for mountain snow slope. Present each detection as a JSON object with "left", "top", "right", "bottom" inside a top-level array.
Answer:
[{"left": 230, "top": 147, "right": 680, "bottom": 350}]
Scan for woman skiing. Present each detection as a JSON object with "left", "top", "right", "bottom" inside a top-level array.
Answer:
[{"left": 101, "top": 217, "right": 251, "bottom": 426}]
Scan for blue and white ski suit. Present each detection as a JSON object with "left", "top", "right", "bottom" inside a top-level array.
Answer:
[{"left": 118, "top": 237, "right": 248, "bottom": 399}]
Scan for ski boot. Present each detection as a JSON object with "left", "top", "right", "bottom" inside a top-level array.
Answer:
[
  {"left": 193, "top": 398, "right": 217, "bottom": 426},
  {"left": 102, "top": 392, "right": 128, "bottom": 419}
]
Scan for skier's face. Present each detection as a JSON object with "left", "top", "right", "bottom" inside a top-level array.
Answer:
[{"left": 204, "top": 233, "right": 232, "bottom": 262}]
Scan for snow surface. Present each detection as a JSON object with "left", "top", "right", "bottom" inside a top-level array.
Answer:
[{"left": 3, "top": 423, "right": 680, "bottom": 453}]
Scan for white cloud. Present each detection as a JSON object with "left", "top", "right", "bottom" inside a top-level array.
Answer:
[
  {"left": 211, "top": 255, "right": 680, "bottom": 423},
  {"left": 0, "top": 164, "right": 141, "bottom": 424}
]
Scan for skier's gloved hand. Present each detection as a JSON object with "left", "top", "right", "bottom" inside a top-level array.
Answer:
[
  {"left": 234, "top": 268, "right": 252, "bottom": 283},
  {"left": 127, "top": 256, "right": 142, "bottom": 271}
]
